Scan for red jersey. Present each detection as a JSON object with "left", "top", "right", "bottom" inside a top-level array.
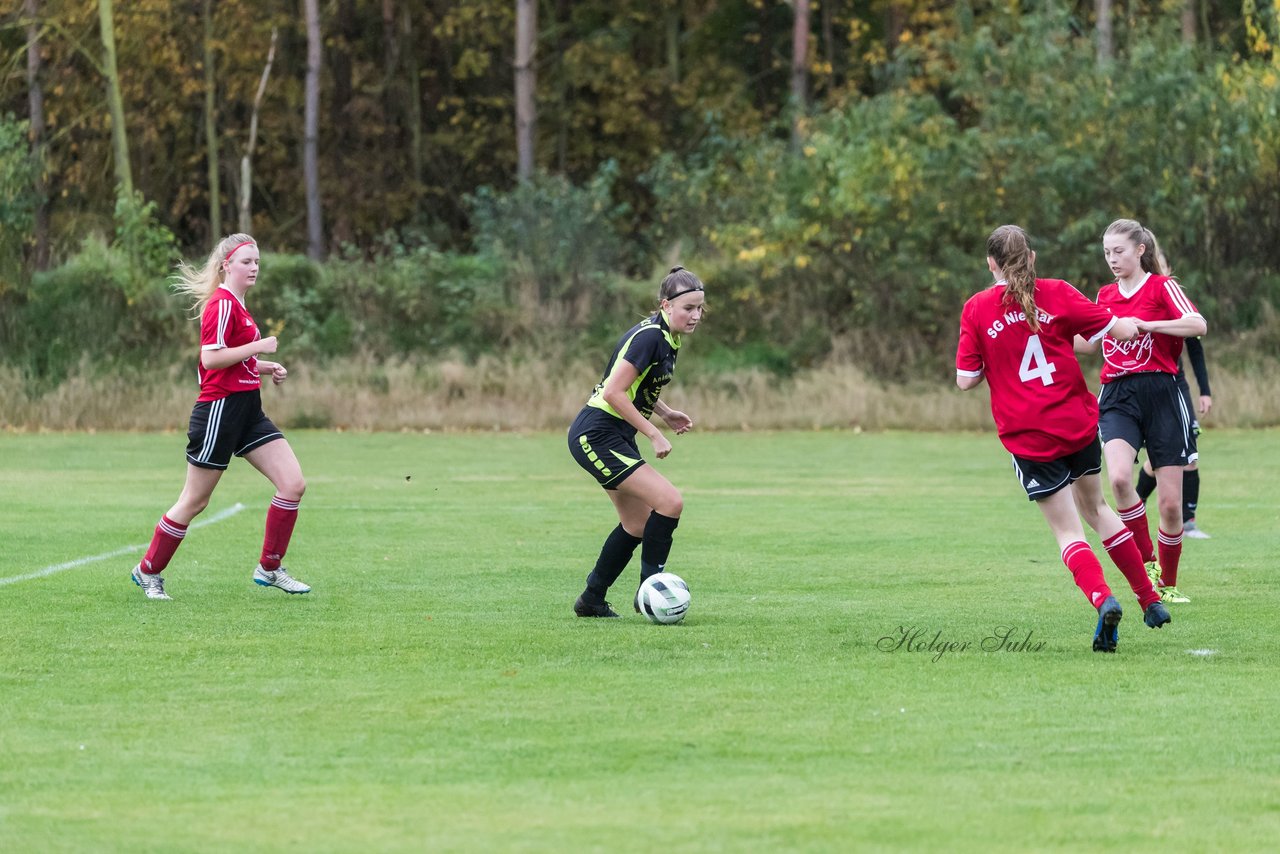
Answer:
[
  {"left": 1096, "top": 274, "right": 1201, "bottom": 383},
  {"left": 197, "top": 288, "right": 262, "bottom": 402},
  {"left": 957, "top": 279, "right": 1116, "bottom": 460}
]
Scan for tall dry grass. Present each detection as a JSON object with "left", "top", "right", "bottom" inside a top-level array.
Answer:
[{"left": 2, "top": 354, "right": 1277, "bottom": 433}]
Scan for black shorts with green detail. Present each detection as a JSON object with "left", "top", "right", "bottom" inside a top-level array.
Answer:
[{"left": 567, "top": 406, "right": 646, "bottom": 490}]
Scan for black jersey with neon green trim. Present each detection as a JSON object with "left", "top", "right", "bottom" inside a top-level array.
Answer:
[{"left": 586, "top": 311, "right": 681, "bottom": 421}]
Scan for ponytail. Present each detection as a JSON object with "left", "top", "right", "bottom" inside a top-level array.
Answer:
[{"left": 986, "top": 225, "right": 1039, "bottom": 332}]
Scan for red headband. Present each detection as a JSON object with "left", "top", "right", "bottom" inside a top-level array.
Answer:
[{"left": 225, "top": 240, "right": 256, "bottom": 261}]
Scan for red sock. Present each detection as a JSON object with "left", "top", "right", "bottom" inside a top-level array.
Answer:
[
  {"left": 1062, "top": 541, "right": 1112, "bottom": 608},
  {"left": 1157, "top": 528, "right": 1183, "bottom": 587},
  {"left": 260, "top": 496, "right": 299, "bottom": 571},
  {"left": 1117, "top": 502, "right": 1156, "bottom": 564},
  {"left": 1103, "top": 529, "right": 1160, "bottom": 608},
  {"left": 141, "top": 515, "right": 188, "bottom": 574}
]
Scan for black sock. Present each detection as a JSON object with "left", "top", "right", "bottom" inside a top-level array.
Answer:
[
  {"left": 639, "top": 511, "right": 680, "bottom": 580},
  {"left": 1183, "top": 469, "right": 1200, "bottom": 523},
  {"left": 584, "top": 525, "right": 643, "bottom": 599},
  {"left": 1136, "top": 467, "right": 1157, "bottom": 504}
]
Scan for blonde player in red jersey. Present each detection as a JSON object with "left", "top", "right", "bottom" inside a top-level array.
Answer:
[
  {"left": 957, "top": 225, "right": 1170, "bottom": 652},
  {"left": 1079, "top": 220, "right": 1207, "bottom": 605},
  {"left": 129, "top": 234, "right": 311, "bottom": 600}
]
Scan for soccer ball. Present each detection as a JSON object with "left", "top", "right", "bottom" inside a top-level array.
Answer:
[{"left": 635, "top": 572, "right": 691, "bottom": 624}]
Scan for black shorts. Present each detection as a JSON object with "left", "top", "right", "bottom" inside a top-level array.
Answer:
[
  {"left": 568, "top": 406, "right": 646, "bottom": 490},
  {"left": 1098, "top": 373, "right": 1196, "bottom": 468},
  {"left": 1175, "top": 373, "right": 1201, "bottom": 439},
  {"left": 186, "top": 389, "right": 283, "bottom": 470},
  {"left": 1011, "top": 435, "right": 1102, "bottom": 501}
]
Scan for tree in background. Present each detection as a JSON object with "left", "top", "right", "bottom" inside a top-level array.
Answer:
[
  {"left": 1096, "top": 0, "right": 1113, "bottom": 64},
  {"left": 303, "top": 0, "right": 323, "bottom": 259},
  {"left": 22, "top": 0, "right": 49, "bottom": 270},
  {"left": 96, "top": 0, "right": 131, "bottom": 198},
  {"left": 515, "top": 0, "right": 536, "bottom": 182},
  {"left": 790, "top": 0, "right": 810, "bottom": 153},
  {"left": 238, "top": 27, "right": 276, "bottom": 235},
  {"left": 201, "top": 0, "right": 220, "bottom": 239}
]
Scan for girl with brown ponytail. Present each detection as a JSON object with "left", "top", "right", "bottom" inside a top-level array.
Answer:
[
  {"left": 567, "top": 266, "right": 706, "bottom": 618},
  {"left": 956, "top": 225, "right": 1170, "bottom": 652}
]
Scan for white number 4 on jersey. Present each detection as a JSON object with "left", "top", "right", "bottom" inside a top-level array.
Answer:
[{"left": 1018, "top": 334, "right": 1057, "bottom": 386}]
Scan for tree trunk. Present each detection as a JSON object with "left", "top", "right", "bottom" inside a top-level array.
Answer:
[
  {"left": 24, "top": 0, "right": 50, "bottom": 270},
  {"left": 791, "top": 0, "right": 810, "bottom": 152},
  {"left": 666, "top": 5, "right": 680, "bottom": 84},
  {"left": 553, "top": 0, "right": 572, "bottom": 173},
  {"left": 821, "top": 0, "right": 836, "bottom": 86},
  {"left": 885, "top": 1, "right": 906, "bottom": 59},
  {"left": 304, "top": 0, "right": 324, "bottom": 259},
  {"left": 202, "top": 0, "right": 220, "bottom": 240},
  {"left": 1182, "top": 0, "right": 1197, "bottom": 46},
  {"left": 97, "top": 0, "right": 132, "bottom": 198},
  {"left": 330, "top": 0, "right": 356, "bottom": 246},
  {"left": 239, "top": 27, "right": 277, "bottom": 235},
  {"left": 1096, "top": 0, "right": 1113, "bottom": 65},
  {"left": 381, "top": 0, "right": 399, "bottom": 85},
  {"left": 515, "top": 0, "right": 537, "bottom": 182},
  {"left": 403, "top": 7, "right": 423, "bottom": 193}
]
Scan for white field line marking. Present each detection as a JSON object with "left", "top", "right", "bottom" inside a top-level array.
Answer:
[{"left": 0, "top": 503, "right": 246, "bottom": 587}]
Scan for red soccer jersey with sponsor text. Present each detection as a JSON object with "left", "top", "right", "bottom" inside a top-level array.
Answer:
[
  {"left": 196, "top": 287, "right": 262, "bottom": 402},
  {"left": 957, "top": 279, "right": 1116, "bottom": 461},
  {"left": 1095, "top": 273, "right": 1201, "bottom": 383}
]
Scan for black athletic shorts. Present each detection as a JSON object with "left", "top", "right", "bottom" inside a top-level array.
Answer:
[
  {"left": 1174, "top": 372, "right": 1201, "bottom": 439},
  {"left": 1098, "top": 372, "right": 1196, "bottom": 469},
  {"left": 1011, "top": 435, "right": 1102, "bottom": 501},
  {"left": 186, "top": 389, "right": 283, "bottom": 470},
  {"left": 568, "top": 406, "right": 646, "bottom": 490}
]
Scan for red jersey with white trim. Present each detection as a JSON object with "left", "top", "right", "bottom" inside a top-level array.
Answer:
[
  {"left": 957, "top": 279, "right": 1116, "bottom": 460},
  {"left": 196, "top": 287, "right": 262, "bottom": 402},
  {"left": 1096, "top": 274, "right": 1201, "bottom": 383}
]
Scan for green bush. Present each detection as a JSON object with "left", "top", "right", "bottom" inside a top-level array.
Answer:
[
  {"left": 643, "top": 11, "right": 1280, "bottom": 378},
  {"left": 14, "top": 237, "right": 185, "bottom": 381}
]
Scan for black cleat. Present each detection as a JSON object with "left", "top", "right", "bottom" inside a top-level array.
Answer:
[
  {"left": 1143, "top": 600, "right": 1172, "bottom": 629},
  {"left": 1092, "top": 596, "right": 1122, "bottom": 653},
  {"left": 574, "top": 594, "right": 619, "bottom": 618}
]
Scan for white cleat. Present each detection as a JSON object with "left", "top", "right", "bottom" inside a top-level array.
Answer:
[
  {"left": 253, "top": 565, "right": 311, "bottom": 594},
  {"left": 1183, "top": 522, "right": 1211, "bottom": 540},
  {"left": 131, "top": 565, "right": 172, "bottom": 600}
]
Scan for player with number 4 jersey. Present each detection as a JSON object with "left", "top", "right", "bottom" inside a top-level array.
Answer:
[
  {"left": 957, "top": 225, "right": 1169, "bottom": 653},
  {"left": 958, "top": 274, "right": 1113, "bottom": 462}
]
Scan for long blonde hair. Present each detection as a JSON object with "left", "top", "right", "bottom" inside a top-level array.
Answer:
[
  {"left": 986, "top": 225, "right": 1040, "bottom": 331},
  {"left": 172, "top": 232, "right": 256, "bottom": 316}
]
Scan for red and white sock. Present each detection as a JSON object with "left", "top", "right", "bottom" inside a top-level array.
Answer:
[
  {"left": 1062, "top": 541, "right": 1112, "bottom": 608},
  {"left": 1117, "top": 502, "right": 1156, "bottom": 564},
  {"left": 259, "top": 495, "right": 300, "bottom": 571},
  {"left": 141, "top": 515, "right": 187, "bottom": 574},
  {"left": 1157, "top": 528, "right": 1183, "bottom": 587},
  {"left": 1103, "top": 529, "right": 1160, "bottom": 608}
]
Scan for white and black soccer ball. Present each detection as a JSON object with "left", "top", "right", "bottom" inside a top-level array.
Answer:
[{"left": 635, "top": 572, "right": 690, "bottom": 624}]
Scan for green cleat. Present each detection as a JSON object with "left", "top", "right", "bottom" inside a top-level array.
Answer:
[
  {"left": 1159, "top": 585, "right": 1191, "bottom": 604},
  {"left": 1145, "top": 560, "right": 1162, "bottom": 587}
]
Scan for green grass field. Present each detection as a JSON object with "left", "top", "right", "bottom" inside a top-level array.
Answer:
[{"left": 2, "top": 429, "right": 1277, "bottom": 852}]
